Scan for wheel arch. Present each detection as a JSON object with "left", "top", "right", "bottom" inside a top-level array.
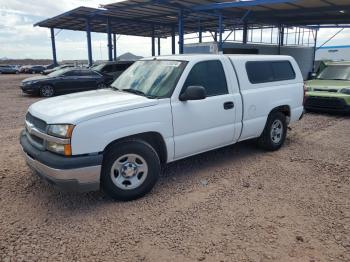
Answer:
[
  {"left": 269, "top": 105, "right": 291, "bottom": 123},
  {"left": 103, "top": 132, "right": 168, "bottom": 165}
]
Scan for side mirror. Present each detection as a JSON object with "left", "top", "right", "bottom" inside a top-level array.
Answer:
[
  {"left": 179, "top": 85, "right": 206, "bottom": 101},
  {"left": 308, "top": 72, "right": 317, "bottom": 80}
]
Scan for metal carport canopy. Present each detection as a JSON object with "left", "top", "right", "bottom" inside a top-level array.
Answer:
[{"left": 35, "top": 0, "right": 350, "bottom": 37}]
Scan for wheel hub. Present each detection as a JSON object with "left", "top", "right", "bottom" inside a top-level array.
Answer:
[
  {"left": 271, "top": 119, "right": 283, "bottom": 144},
  {"left": 121, "top": 162, "right": 138, "bottom": 178}
]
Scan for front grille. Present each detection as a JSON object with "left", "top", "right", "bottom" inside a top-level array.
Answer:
[
  {"left": 26, "top": 112, "right": 47, "bottom": 132},
  {"left": 25, "top": 112, "right": 47, "bottom": 149},
  {"left": 305, "top": 97, "right": 346, "bottom": 109},
  {"left": 314, "top": 88, "right": 338, "bottom": 93},
  {"left": 28, "top": 133, "right": 44, "bottom": 145}
]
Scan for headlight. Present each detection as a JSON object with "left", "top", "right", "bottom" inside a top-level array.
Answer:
[
  {"left": 25, "top": 81, "right": 38, "bottom": 85},
  {"left": 46, "top": 124, "right": 74, "bottom": 156},
  {"left": 47, "top": 124, "right": 74, "bottom": 138},
  {"left": 339, "top": 88, "right": 350, "bottom": 95},
  {"left": 305, "top": 85, "right": 312, "bottom": 91},
  {"left": 47, "top": 142, "right": 66, "bottom": 155}
]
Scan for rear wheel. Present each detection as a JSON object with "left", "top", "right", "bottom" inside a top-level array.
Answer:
[
  {"left": 258, "top": 111, "right": 287, "bottom": 151},
  {"left": 101, "top": 140, "right": 161, "bottom": 201},
  {"left": 40, "top": 85, "right": 54, "bottom": 97}
]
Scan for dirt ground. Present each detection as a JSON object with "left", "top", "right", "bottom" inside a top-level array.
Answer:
[{"left": 0, "top": 74, "right": 349, "bottom": 262}]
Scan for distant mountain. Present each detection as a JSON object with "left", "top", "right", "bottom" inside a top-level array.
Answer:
[
  {"left": 118, "top": 52, "right": 143, "bottom": 61},
  {"left": 0, "top": 57, "right": 9, "bottom": 60}
]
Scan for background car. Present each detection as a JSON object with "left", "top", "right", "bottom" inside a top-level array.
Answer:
[
  {"left": 305, "top": 61, "right": 350, "bottom": 113},
  {"left": 0, "top": 65, "right": 19, "bottom": 74},
  {"left": 25, "top": 65, "right": 46, "bottom": 74},
  {"left": 92, "top": 61, "right": 134, "bottom": 81},
  {"left": 21, "top": 68, "right": 111, "bottom": 97},
  {"left": 42, "top": 64, "right": 74, "bottom": 75}
]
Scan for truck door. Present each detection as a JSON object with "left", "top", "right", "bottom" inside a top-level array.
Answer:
[{"left": 171, "top": 59, "right": 236, "bottom": 159}]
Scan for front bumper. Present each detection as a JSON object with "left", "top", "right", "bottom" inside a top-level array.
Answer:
[
  {"left": 20, "top": 130, "right": 102, "bottom": 192},
  {"left": 20, "top": 84, "right": 39, "bottom": 94},
  {"left": 305, "top": 96, "right": 350, "bottom": 113}
]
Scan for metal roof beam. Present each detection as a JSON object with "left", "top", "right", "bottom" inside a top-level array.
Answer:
[
  {"left": 101, "top": 0, "right": 174, "bottom": 11},
  {"left": 70, "top": 13, "right": 175, "bottom": 28},
  {"left": 192, "top": 0, "right": 297, "bottom": 11}
]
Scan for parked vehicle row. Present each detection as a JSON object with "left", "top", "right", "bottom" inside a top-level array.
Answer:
[
  {"left": 0, "top": 65, "right": 19, "bottom": 74},
  {"left": 20, "top": 54, "right": 304, "bottom": 201},
  {"left": 20, "top": 61, "right": 134, "bottom": 97},
  {"left": 21, "top": 68, "right": 114, "bottom": 97}
]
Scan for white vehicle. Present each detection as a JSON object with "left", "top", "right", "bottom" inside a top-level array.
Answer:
[{"left": 20, "top": 55, "right": 304, "bottom": 201}]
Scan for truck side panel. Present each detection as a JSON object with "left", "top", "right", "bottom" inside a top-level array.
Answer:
[{"left": 229, "top": 57, "right": 304, "bottom": 141}]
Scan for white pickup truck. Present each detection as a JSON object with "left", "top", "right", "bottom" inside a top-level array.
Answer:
[{"left": 20, "top": 55, "right": 304, "bottom": 201}]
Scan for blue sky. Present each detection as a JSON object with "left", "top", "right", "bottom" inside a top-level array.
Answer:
[{"left": 0, "top": 0, "right": 349, "bottom": 61}]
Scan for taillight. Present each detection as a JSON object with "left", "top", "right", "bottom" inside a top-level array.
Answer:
[{"left": 303, "top": 83, "right": 307, "bottom": 106}]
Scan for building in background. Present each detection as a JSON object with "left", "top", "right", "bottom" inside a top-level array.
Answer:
[
  {"left": 316, "top": 45, "right": 350, "bottom": 61},
  {"left": 185, "top": 42, "right": 314, "bottom": 80}
]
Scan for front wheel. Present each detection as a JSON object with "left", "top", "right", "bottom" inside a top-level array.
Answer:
[
  {"left": 101, "top": 140, "right": 161, "bottom": 201},
  {"left": 40, "top": 85, "right": 54, "bottom": 97},
  {"left": 257, "top": 112, "right": 287, "bottom": 151}
]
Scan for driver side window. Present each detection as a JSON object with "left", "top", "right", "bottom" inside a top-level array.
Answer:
[
  {"left": 63, "top": 70, "right": 80, "bottom": 77},
  {"left": 183, "top": 60, "right": 228, "bottom": 97}
]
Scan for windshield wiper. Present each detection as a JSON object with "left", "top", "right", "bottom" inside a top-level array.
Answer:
[{"left": 122, "top": 89, "right": 157, "bottom": 99}]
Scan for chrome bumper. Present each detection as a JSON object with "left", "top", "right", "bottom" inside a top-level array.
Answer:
[{"left": 23, "top": 149, "right": 101, "bottom": 192}]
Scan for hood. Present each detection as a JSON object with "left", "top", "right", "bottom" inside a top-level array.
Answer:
[
  {"left": 22, "top": 75, "right": 48, "bottom": 82},
  {"left": 28, "top": 89, "right": 158, "bottom": 124},
  {"left": 306, "top": 79, "right": 350, "bottom": 91}
]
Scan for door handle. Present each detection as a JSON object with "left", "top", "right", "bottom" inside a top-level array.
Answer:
[{"left": 223, "top": 101, "right": 234, "bottom": 110}]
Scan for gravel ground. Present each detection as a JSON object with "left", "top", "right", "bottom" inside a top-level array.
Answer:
[{"left": 0, "top": 74, "right": 349, "bottom": 262}]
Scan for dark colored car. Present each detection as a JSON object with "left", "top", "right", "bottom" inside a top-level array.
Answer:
[
  {"left": 21, "top": 68, "right": 111, "bottom": 97},
  {"left": 93, "top": 61, "right": 134, "bottom": 81},
  {"left": 0, "top": 65, "right": 18, "bottom": 74},
  {"left": 25, "top": 65, "right": 46, "bottom": 74},
  {"left": 42, "top": 64, "right": 74, "bottom": 75}
]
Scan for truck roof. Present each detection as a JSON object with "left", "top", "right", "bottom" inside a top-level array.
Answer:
[{"left": 142, "top": 54, "right": 293, "bottom": 62}]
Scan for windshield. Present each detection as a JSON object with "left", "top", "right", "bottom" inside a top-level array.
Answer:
[
  {"left": 111, "top": 60, "right": 187, "bottom": 98},
  {"left": 93, "top": 64, "right": 105, "bottom": 71},
  {"left": 48, "top": 68, "right": 71, "bottom": 77},
  {"left": 317, "top": 65, "right": 350, "bottom": 81}
]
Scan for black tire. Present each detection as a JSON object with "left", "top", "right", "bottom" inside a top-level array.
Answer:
[
  {"left": 40, "top": 85, "right": 55, "bottom": 97},
  {"left": 257, "top": 111, "right": 287, "bottom": 151},
  {"left": 101, "top": 140, "right": 161, "bottom": 201}
]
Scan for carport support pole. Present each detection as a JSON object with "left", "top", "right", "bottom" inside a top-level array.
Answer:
[
  {"left": 113, "top": 34, "right": 117, "bottom": 61},
  {"left": 171, "top": 27, "right": 176, "bottom": 54},
  {"left": 50, "top": 28, "right": 58, "bottom": 66},
  {"left": 243, "top": 22, "right": 248, "bottom": 44},
  {"left": 278, "top": 26, "right": 284, "bottom": 55},
  {"left": 158, "top": 37, "right": 161, "bottom": 56},
  {"left": 218, "top": 14, "right": 223, "bottom": 52},
  {"left": 312, "top": 29, "right": 318, "bottom": 72},
  {"left": 152, "top": 27, "right": 155, "bottom": 56},
  {"left": 178, "top": 9, "right": 184, "bottom": 54},
  {"left": 107, "top": 17, "right": 113, "bottom": 61},
  {"left": 85, "top": 20, "right": 93, "bottom": 67}
]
